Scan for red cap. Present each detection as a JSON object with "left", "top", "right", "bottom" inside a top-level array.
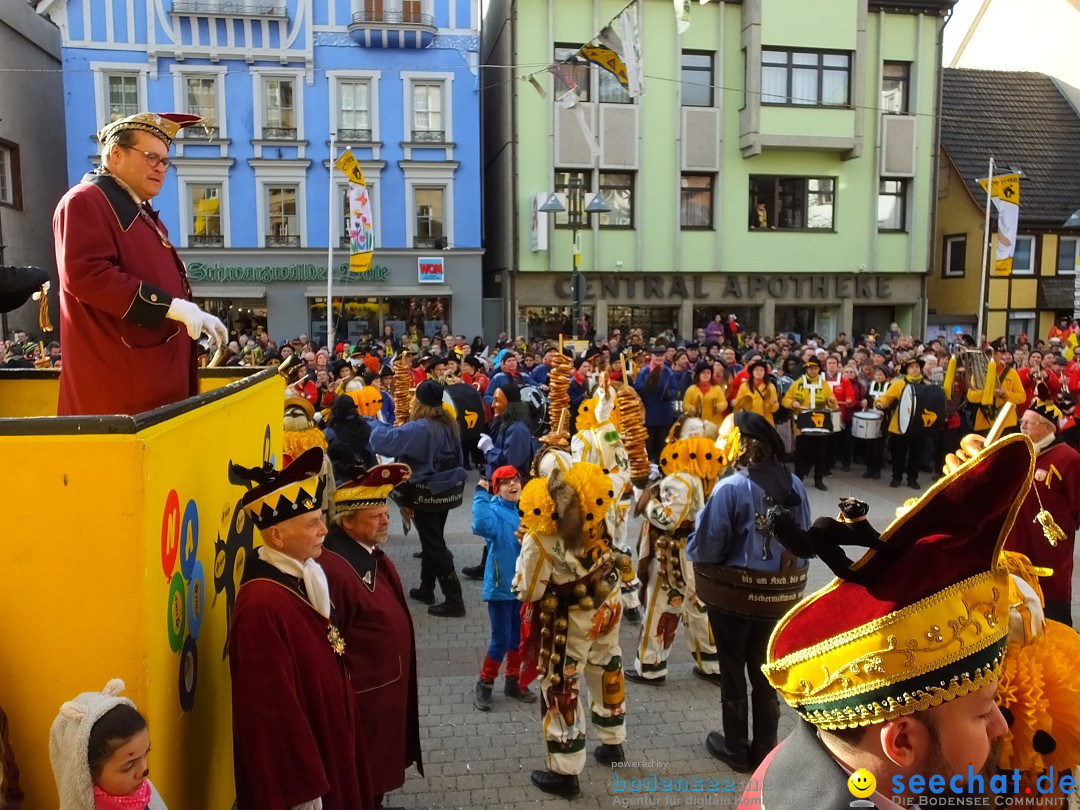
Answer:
[{"left": 491, "top": 466, "right": 520, "bottom": 485}]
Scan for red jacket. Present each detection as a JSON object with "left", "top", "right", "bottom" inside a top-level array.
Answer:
[{"left": 53, "top": 173, "right": 197, "bottom": 415}]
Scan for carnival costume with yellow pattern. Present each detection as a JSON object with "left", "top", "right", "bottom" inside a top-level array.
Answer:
[
  {"left": 514, "top": 461, "right": 633, "bottom": 777},
  {"left": 632, "top": 420, "right": 729, "bottom": 681},
  {"left": 762, "top": 433, "right": 1034, "bottom": 730},
  {"left": 572, "top": 388, "right": 642, "bottom": 615}
]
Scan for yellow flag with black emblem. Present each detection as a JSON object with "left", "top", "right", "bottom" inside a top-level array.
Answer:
[{"left": 977, "top": 173, "right": 1020, "bottom": 276}]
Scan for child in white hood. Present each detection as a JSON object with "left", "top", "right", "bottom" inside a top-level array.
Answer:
[{"left": 49, "top": 679, "right": 167, "bottom": 810}]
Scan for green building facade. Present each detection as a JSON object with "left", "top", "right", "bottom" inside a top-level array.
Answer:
[{"left": 481, "top": 0, "right": 953, "bottom": 342}]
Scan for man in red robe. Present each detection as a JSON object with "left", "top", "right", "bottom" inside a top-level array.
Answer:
[
  {"left": 229, "top": 448, "right": 374, "bottom": 810},
  {"left": 1006, "top": 387, "right": 1080, "bottom": 627},
  {"left": 324, "top": 464, "right": 423, "bottom": 809},
  {"left": 52, "top": 112, "right": 227, "bottom": 416}
]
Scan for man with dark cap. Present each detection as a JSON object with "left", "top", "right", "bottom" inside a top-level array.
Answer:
[
  {"left": 52, "top": 112, "right": 227, "bottom": 415},
  {"left": 325, "top": 463, "right": 423, "bottom": 808},
  {"left": 634, "top": 346, "right": 679, "bottom": 463},
  {"left": 687, "top": 412, "right": 811, "bottom": 773}
]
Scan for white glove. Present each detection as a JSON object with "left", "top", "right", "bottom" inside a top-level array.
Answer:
[
  {"left": 290, "top": 799, "right": 323, "bottom": 810},
  {"left": 167, "top": 298, "right": 228, "bottom": 348},
  {"left": 594, "top": 388, "right": 614, "bottom": 423},
  {"left": 477, "top": 433, "right": 494, "bottom": 453}
]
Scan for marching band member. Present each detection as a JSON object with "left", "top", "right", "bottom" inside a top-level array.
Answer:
[{"left": 780, "top": 357, "right": 837, "bottom": 492}]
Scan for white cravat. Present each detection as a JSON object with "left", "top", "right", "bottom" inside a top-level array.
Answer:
[{"left": 258, "top": 545, "right": 332, "bottom": 619}]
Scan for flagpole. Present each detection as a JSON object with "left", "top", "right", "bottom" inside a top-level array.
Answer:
[
  {"left": 327, "top": 133, "right": 336, "bottom": 350},
  {"left": 976, "top": 155, "right": 994, "bottom": 345}
]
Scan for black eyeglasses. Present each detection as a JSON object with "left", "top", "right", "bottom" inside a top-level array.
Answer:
[{"left": 122, "top": 146, "right": 172, "bottom": 170}]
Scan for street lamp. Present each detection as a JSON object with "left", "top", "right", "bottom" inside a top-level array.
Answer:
[{"left": 539, "top": 176, "right": 611, "bottom": 338}]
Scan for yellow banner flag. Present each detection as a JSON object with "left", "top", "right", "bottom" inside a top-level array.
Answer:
[
  {"left": 977, "top": 173, "right": 1020, "bottom": 276},
  {"left": 334, "top": 149, "right": 374, "bottom": 273}
]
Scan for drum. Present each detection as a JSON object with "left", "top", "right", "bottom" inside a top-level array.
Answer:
[
  {"left": 796, "top": 409, "right": 833, "bottom": 435},
  {"left": 519, "top": 385, "right": 548, "bottom": 437},
  {"left": 898, "top": 383, "right": 946, "bottom": 437},
  {"left": 829, "top": 409, "right": 842, "bottom": 433},
  {"left": 852, "top": 410, "right": 883, "bottom": 440}
]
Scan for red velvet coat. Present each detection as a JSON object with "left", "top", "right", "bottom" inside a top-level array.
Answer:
[
  {"left": 323, "top": 528, "right": 423, "bottom": 799},
  {"left": 229, "top": 554, "right": 373, "bottom": 810},
  {"left": 52, "top": 173, "right": 197, "bottom": 416},
  {"left": 1006, "top": 441, "right": 1080, "bottom": 606}
]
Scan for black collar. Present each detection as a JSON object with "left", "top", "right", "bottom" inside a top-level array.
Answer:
[
  {"left": 761, "top": 720, "right": 854, "bottom": 809},
  {"left": 84, "top": 172, "right": 141, "bottom": 231},
  {"left": 324, "top": 526, "right": 377, "bottom": 592}
]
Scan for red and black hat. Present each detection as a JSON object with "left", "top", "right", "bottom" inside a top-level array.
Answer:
[{"left": 231, "top": 447, "right": 326, "bottom": 531}]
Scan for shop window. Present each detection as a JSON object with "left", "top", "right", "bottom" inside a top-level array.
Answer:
[
  {"left": 1057, "top": 237, "right": 1078, "bottom": 275},
  {"left": 312, "top": 296, "right": 450, "bottom": 347},
  {"left": 881, "top": 62, "right": 909, "bottom": 114},
  {"left": 1011, "top": 235, "right": 1035, "bottom": 275},
  {"left": 196, "top": 299, "right": 267, "bottom": 344},
  {"left": 681, "top": 174, "right": 714, "bottom": 229},
  {"left": 877, "top": 179, "right": 907, "bottom": 232},
  {"left": 520, "top": 306, "right": 594, "bottom": 342},
  {"left": 609, "top": 306, "right": 679, "bottom": 340},
  {"left": 189, "top": 184, "right": 223, "bottom": 246},
  {"left": 749, "top": 175, "right": 834, "bottom": 230},
  {"left": 944, "top": 234, "right": 966, "bottom": 277},
  {"left": 761, "top": 49, "right": 850, "bottom": 107},
  {"left": 681, "top": 51, "right": 713, "bottom": 107}
]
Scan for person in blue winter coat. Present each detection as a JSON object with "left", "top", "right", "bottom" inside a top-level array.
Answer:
[
  {"left": 483, "top": 350, "right": 534, "bottom": 405},
  {"left": 471, "top": 466, "right": 538, "bottom": 710},
  {"left": 634, "top": 345, "right": 679, "bottom": 463},
  {"left": 365, "top": 379, "right": 469, "bottom": 618}
]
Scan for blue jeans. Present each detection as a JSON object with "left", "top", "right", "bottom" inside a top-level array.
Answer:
[{"left": 486, "top": 599, "right": 521, "bottom": 662}]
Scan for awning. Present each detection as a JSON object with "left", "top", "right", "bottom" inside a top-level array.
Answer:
[{"left": 303, "top": 285, "right": 452, "bottom": 298}]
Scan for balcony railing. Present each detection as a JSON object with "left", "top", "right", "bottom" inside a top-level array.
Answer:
[
  {"left": 338, "top": 128, "right": 373, "bottom": 143},
  {"left": 182, "top": 126, "right": 220, "bottom": 140},
  {"left": 171, "top": 2, "right": 286, "bottom": 17},
  {"left": 411, "top": 129, "right": 445, "bottom": 143},
  {"left": 266, "top": 234, "right": 300, "bottom": 248},
  {"left": 413, "top": 235, "right": 447, "bottom": 249},
  {"left": 189, "top": 234, "right": 224, "bottom": 247},
  {"left": 263, "top": 126, "right": 298, "bottom": 140},
  {"left": 350, "top": 9, "right": 435, "bottom": 26}
]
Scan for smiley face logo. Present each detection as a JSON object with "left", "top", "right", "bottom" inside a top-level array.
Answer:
[{"left": 848, "top": 768, "right": 876, "bottom": 798}]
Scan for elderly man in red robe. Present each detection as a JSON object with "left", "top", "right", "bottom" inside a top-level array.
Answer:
[
  {"left": 1006, "top": 385, "right": 1080, "bottom": 627},
  {"left": 229, "top": 448, "right": 374, "bottom": 810},
  {"left": 52, "top": 112, "right": 227, "bottom": 416},
  {"left": 324, "top": 463, "right": 423, "bottom": 809}
]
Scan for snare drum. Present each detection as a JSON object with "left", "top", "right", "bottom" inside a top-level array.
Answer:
[
  {"left": 852, "top": 410, "right": 883, "bottom": 440},
  {"left": 795, "top": 409, "right": 833, "bottom": 435}
]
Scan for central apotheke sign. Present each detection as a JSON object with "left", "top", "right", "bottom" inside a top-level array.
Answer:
[{"left": 552, "top": 273, "right": 894, "bottom": 301}]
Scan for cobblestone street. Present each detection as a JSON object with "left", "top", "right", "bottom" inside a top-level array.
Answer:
[{"left": 381, "top": 469, "right": 920, "bottom": 809}]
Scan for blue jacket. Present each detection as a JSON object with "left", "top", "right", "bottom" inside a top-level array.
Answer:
[
  {"left": 687, "top": 468, "right": 810, "bottom": 573},
  {"left": 634, "top": 365, "right": 678, "bottom": 427},
  {"left": 379, "top": 389, "right": 394, "bottom": 423},
  {"left": 483, "top": 369, "right": 535, "bottom": 405},
  {"left": 531, "top": 363, "right": 551, "bottom": 387},
  {"left": 471, "top": 488, "right": 522, "bottom": 601},
  {"left": 365, "top": 417, "right": 467, "bottom": 494},
  {"left": 484, "top": 418, "right": 535, "bottom": 479}
]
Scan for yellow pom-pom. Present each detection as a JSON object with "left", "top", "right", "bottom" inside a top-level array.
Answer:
[
  {"left": 519, "top": 478, "right": 559, "bottom": 536},
  {"left": 283, "top": 427, "right": 327, "bottom": 462}
]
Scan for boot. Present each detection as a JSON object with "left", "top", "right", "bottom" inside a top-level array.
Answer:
[
  {"left": 429, "top": 572, "right": 466, "bottom": 617},
  {"left": 408, "top": 585, "right": 435, "bottom": 605},
  {"left": 530, "top": 770, "right": 580, "bottom": 797},
  {"left": 504, "top": 679, "right": 538, "bottom": 703},
  {"left": 461, "top": 546, "right": 488, "bottom": 580},
  {"left": 706, "top": 698, "right": 751, "bottom": 772},
  {"left": 594, "top": 743, "right": 626, "bottom": 766},
  {"left": 474, "top": 680, "right": 493, "bottom": 711}
]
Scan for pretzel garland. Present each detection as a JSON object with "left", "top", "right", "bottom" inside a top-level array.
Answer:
[
  {"left": 392, "top": 355, "right": 414, "bottom": 425},
  {"left": 544, "top": 352, "right": 574, "bottom": 446},
  {"left": 615, "top": 384, "right": 651, "bottom": 481}
]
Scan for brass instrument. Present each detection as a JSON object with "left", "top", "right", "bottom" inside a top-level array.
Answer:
[{"left": 955, "top": 345, "right": 991, "bottom": 393}]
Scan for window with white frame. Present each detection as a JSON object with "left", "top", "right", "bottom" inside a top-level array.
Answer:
[
  {"left": 106, "top": 73, "right": 141, "bottom": 122},
  {"left": 339, "top": 80, "right": 372, "bottom": 142},
  {"left": 183, "top": 76, "right": 219, "bottom": 138},
  {"left": 188, "top": 184, "right": 223, "bottom": 246},
  {"left": 266, "top": 185, "right": 299, "bottom": 247},
  {"left": 411, "top": 82, "right": 444, "bottom": 142},
  {"left": 1011, "top": 235, "right": 1036, "bottom": 275},
  {"left": 761, "top": 49, "right": 851, "bottom": 107},
  {"left": 0, "top": 141, "right": 19, "bottom": 208},
  {"left": 943, "top": 234, "right": 966, "bottom": 278},
  {"left": 263, "top": 77, "right": 297, "bottom": 140},
  {"left": 414, "top": 187, "right": 445, "bottom": 247},
  {"left": 1057, "top": 236, "right": 1078, "bottom": 275}
]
